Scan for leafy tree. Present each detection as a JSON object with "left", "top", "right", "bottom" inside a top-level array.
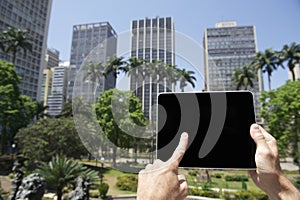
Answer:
[
  {"left": 279, "top": 42, "right": 300, "bottom": 81},
  {"left": 260, "top": 80, "right": 300, "bottom": 161},
  {"left": 0, "top": 27, "right": 33, "bottom": 64},
  {"left": 126, "top": 57, "right": 144, "bottom": 95},
  {"left": 104, "top": 55, "right": 127, "bottom": 79},
  {"left": 94, "top": 89, "right": 148, "bottom": 166},
  {"left": 251, "top": 48, "right": 281, "bottom": 90},
  {"left": 37, "top": 155, "right": 97, "bottom": 200},
  {"left": 15, "top": 118, "right": 89, "bottom": 167},
  {"left": 35, "top": 101, "right": 48, "bottom": 119},
  {"left": 232, "top": 65, "right": 257, "bottom": 90},
  {"left": 0, "top": 60, "right": 36, "bottom": 153}
]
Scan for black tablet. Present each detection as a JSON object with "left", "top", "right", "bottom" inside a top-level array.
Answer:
[{"left": 157, "top": 91, "right": 256, "bottom": 169}]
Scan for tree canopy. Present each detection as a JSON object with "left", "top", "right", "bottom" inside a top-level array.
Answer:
[
  {"left": 260, "top": 80, "right": 300, "bottom": 161},
  {"left": 15, "top": 117, "right": 89, "bottom": 167}
]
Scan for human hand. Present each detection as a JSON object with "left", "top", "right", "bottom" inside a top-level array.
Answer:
[
  {"left": 249, "top": 124, "right": 300, "bottom": 200},
  {"left": 137, "top": 132, "right": 189, "bottom": 200}
]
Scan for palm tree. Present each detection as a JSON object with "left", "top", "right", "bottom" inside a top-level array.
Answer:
[
  {"left": 82, "top": 61, "right": 105, "bottom": 101},
  {"left": 165, "top": 64, "right": 178, "bottom": 92},
  {"left": 279, "top": 42, "right": 300, "bottom": 81},
  {"left": 251, "top": 48, "right": 279, "bottom": 90},
  {"left": 232, "top": 65, "right": 257, "bottom": 90},
  {"left": 104, "top": 55, "right": 127, "bottom": 79},
  {"left": 177, "top": 68, "right": 197, "bottom": 92},
  {"left": 1, "top": 27, "right": 33, "bottom": 64},
  {"left": 35, "top": 101, "right": 49, "bottom": 119},
  {"left": 127, "top": 57, "right": 144, "bottom": 95},
  {"left": 37, "top": 155, "right": 97, "bottom": 200}
]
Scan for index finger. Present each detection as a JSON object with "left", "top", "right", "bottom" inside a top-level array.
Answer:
[{"left": 168, "top": 132, "right": 189, "bottom": 164}]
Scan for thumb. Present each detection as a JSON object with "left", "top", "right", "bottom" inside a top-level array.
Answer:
[
  {"left": 250, "top": 124, "right": 268, "bottom": 148},
  {"left": 168, "top": 132, "right": 189, "bottom": 165}
]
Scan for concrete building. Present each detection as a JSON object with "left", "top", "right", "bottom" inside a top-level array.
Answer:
[
  {"left": 203, "top": 21, "right": 263, "bottom": 118},
  {"left": 68, "top": 22, "right": 117, "bottom": 101},
  {"left": 0, "top": 0, "right": 53, "bottom": 100},
  {"left": 47, "top": 64, "right": 68, "bottom": 116},
  {"left": 130, "top": 16, "right": 175, "bottom": 119},
  {"left": 289, "top": 63, "right": 300, "bottom": 81},
  {"left": 41, "top": 68, "right": 53, "bottom": 107},
  {"left": 46, "top": 48, "right": 60, "bottom": 69}
]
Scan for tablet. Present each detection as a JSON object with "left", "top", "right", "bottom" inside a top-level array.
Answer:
[{"left": 157, "top": 91, "right": 256, "bottom": 169}]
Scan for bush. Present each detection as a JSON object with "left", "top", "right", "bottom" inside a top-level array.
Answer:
[
  {"left": 222, "top": 190, "right": 268, "bottom": 200},
  {"left": 98, "top": 182, "right": 109, "bottom": 199},
  {"left": 189, "top": 188, "right": 220, "bottom": 198},
  {"left": 188, "top": 169, "right": 199, "bottom": 177},
  {"left": 212, "top": 173, "right": 224, "bottom": 179},
  {"left": 116, "top": 174, "right": 138, "bottom": 192},
  {"left": 224, "top": 174, "right": 248, "bottom": 182}
]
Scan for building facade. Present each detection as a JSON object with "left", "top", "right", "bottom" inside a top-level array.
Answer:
[
  {"left": 130, "top": 16, "right": 175, "bottom": 119},
  {"left": 46, "top": 48, "right": 59, "bottom": 69},
  {"left": 289, "top": 63, "right": 300, "bottom": 81},
  {"left": 0, "top": 0, "right": 53, "bottom": 100},
  {"left": 47, "top": 64, "right": 68, "bottom": 116},
  {"left": 203, "top": 21, "right": 263, "bottom": 118},
  {"left": 68, "top": 22, "right": 117, "bottom": 101},
  {"left": 41, "top": 68, "right": 53, "bottom": 107}
]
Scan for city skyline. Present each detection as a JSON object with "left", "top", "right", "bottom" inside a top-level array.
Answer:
[{"left": 48, "top": 0, "right": 300, "bottom": 90}]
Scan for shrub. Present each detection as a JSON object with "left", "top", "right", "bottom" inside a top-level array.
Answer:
[
  {"left": 98, "top": 182, "right": 109, "bottom": 199},
  {"left": 224, "top": 174, "right": 248, "bottom": 182},
  {"left": 116, "top": 174, "right": 138, "bottom": 192},
  {"left": 188, "top": 169, "right": 199, "bottom": 177},
  {"left": 189, "top": 188, "right": 220, "bottom": 198},
  {"left": 212, "top": 173, "right": 224, "bottom": 178},
  {"left": 222, "top": 190, "right": 268, "bottom": 200}
]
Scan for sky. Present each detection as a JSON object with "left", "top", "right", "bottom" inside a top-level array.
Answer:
[{"left": 47, "top": 0, "right": 300, "bottom": 90}]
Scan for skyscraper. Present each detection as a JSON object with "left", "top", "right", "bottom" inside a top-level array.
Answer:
[
  {"left": 0, "top": 0, "right": 53, "bottom": 100},
  {"left": 130, "top": 16, "right": 175, "bottom": 119},
  {"left": 203, "top": 21, "right": 263, "bottom": 117},
  {"left": 68, "top": 22, "right": 117, "bottom": 101}
]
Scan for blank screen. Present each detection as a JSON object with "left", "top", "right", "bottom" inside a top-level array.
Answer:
[{"left": 157, "top": 91, "right": 256, "bottom": 169}]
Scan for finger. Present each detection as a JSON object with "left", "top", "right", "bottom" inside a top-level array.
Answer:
[
  {"left": 145, "top": 164, "right": 153, "bottom": 170},
  {"left": 250, "top": 124, "right": 269, "bottom": 148},
  {"left": 168, "top": 132, "right": 189, "bottom": 164},
  {"left": 178, "top": 174, "right": 187, "bottom": 184},
  {"left": 259, "top": 126, "right": 278, "bottom": 153}
]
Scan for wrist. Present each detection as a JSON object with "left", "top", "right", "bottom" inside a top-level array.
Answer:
[{"left": 266, "top": 172, "right": 300, "bottom": 200}]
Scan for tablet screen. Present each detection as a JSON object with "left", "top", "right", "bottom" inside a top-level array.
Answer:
[{"left": 157, "top": 91, "right": 256, "bottom": 169}]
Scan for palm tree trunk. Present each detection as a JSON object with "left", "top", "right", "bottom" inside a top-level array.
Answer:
[
  {"left": 57, "top": 188, "right": 63, "bottom": 200},
  {"left": 268, "top": 75, "right": 271, "bottom": 90}
]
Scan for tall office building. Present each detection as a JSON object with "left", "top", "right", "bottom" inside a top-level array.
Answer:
[
  {"left": 203, "top": 21, "right": 263, "bottom": 118},
  {"left": 289, "top": 63, "right": 300, "bottom": 81},
  {"left": 68, "top": 22, "right": 117, "bottom": 101},
  {"left": 130, "top": 16, "right": 175, "bottom": 119},
  {"left": 0, "top": 0, "right": 53, "bottom": 100},
  {"left": 41, "top": 68, "right": 53, "bottom": 106},
  {"left": 47, "top": 63, "right": 68, "bottom": 116},
  {"left": 45, "top": 48, "right": 60, "bottom": 69}
]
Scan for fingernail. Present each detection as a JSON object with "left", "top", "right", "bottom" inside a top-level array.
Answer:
[
  {"left": 252, "top": 124, "right": 260, "bottom": 131},
  {"left": 181, "top": 132, "right": 188, "bottom": 138}
]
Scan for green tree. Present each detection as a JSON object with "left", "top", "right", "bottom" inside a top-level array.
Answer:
[
  {"left": 177, "top": 68, "right": 197, "bottom": 92},
  {"left": 0, "top": 27, "right": 33, "bottom": 64},
  {"left": 0, "top": 60, "right": 36, "bottom": 153},
  {"left": 260, "top": 80, "right": 300, "bottom": 162},
  {"left": 232, "top": 65, "right": 257, "bottom": 90},
  {"left": 279, "top": 42, "right": 300, "bottom": 81},
  {"left": 15, "top": 118, "right": 89, "bottom": 167},
  {"left": 251, "top": 48, "right": 280, "bottom": 90},
  {"left": 37, "top": 155, "right": 97, "bottom": 200},
  {"left": 94, "top": 89, "right": 148, "bottom": 166},
  {"left": 126, "top": 57, "right": 144, "bottom": 95}
]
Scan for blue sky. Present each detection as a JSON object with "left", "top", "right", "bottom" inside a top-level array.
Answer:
[{"left": 47, "top": 0, "right": 300, "bottom": 90}]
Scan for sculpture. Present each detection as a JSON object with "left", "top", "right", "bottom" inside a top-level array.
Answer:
[{"left": 69, "top": 177, "right": 91, "bottom": 200}]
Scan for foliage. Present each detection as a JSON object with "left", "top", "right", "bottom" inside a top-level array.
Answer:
[
  {"left": 37, "top": 155, "right": 97, "bottom": 200},
  {"left": 224, "top": 174, "right": 249, "bottom": 182},
  {"left": 0, "top": 60, "right": 36, "bottom": 153},
  {"left": 0, "top": 27, "right": 33, "bottom": 64},
  {"left": 222, "top": 190, "right": 268, "bottom": 200},
  {"left": 211, "top": 173, "right": 224, "bottom": 179},
  {"left": 232, "top": 65, "right": 257, "bottom": 90},
  {"left": 15, "top": 118, "right": 88, "bottom": 167},
  {"left": 188, "top": 169, "right": 199, "bottom": 177},
  {"left": 279, "top": 42, "right": 300, "bottom": 81},
  {"left": 188, "top": 188, "right": 220, "bottom": 198},
  {"left": 116, "top": 174, "right": 138, "bottom": 192},
  {"left": 260, "top": 80, "right": 300, "bottom": 160},
  {"left": 98, "top": 182, "right": 109, "bottom": 199},
  {"left": 94, "top": 89, "right": 149, "bottom": 166},
  {"left": 293, "top": 176, "right": 300, "bottom": 189}
]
